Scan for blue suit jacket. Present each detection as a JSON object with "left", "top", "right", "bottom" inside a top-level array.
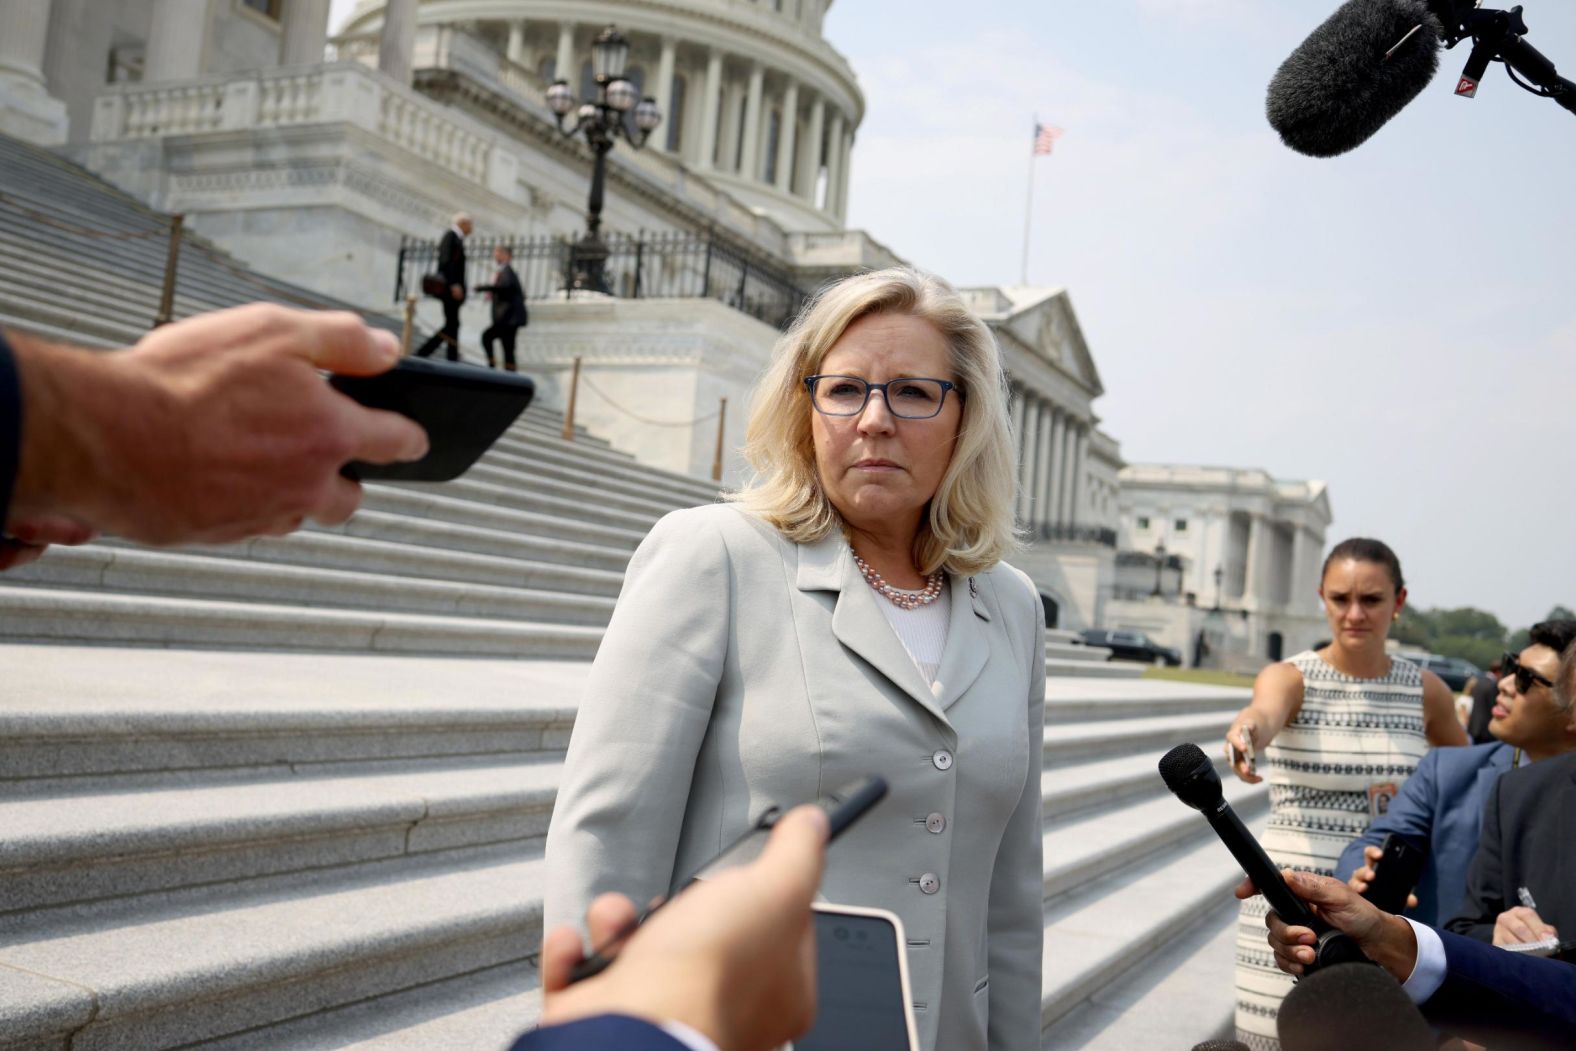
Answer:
[
  {"left": 1423, "top": 928, "right": 1576, "bottom": 1049},
  {"left": 1334, "top": 742, "right": 1512, "bottom": 926},
  {"left": 509, "top": 1014, "right": 685, "bottom": 1050}
]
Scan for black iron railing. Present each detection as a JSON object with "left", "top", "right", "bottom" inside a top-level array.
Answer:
[{"left": 395, "top": 230, "right": 810, "bottom": 331}]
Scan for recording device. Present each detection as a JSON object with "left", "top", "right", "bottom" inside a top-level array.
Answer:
[
  {"left": 1276, "top": 963, "right": 1433, "bottom": 1051},
  {"left": 329, "top": 356, "right": 534, "bottom": 482},
  {"left": 1158, "top": 744, "right": 1370, "bottom": 973},
  {"left": 1361, "top": 832, "right": 1426, "bottom": 914},
  {"left": 565, "top": 775, "right": 889, "bottom": 985},
  {"left": 1267, "top": 0, "right": 1576, "bottom": 158},
  {"left": 793, "top": 904, "right": 920, "bottom": 1051},
  {"left": 1225, "top": 726, "right": 1255, "bottom": 776}
]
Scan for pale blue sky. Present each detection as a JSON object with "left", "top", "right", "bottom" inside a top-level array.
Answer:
[
  {"left": 823, "top": 0, "right": 1576, "bottom": 630},
  {"left": 329, "top": 0, "right": 1575, "bottom": 628}
]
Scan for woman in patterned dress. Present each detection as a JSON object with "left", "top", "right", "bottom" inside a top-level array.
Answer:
[{"left": 1223, "top": 537, "right": 1466, "bottom": 1050}]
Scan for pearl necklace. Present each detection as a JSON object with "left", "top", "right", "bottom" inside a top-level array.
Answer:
[{"left": 854, "top": 553, "right": 944, "bottom": 610}]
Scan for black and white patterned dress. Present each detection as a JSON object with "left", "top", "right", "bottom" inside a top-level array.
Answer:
[{"left": 1234, "top": 650, "right": 1428, "bottom": 1050}]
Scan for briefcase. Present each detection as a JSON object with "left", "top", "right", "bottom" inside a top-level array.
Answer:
[{"left": 421, "top": 273, "right": 447, "bottom": 298}]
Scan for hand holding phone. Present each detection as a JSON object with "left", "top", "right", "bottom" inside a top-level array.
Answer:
[
  {"left": 565, "top": 775, "right": 889, "bottom": 985},
  {"left": 1359, "top": 833, "right": 1425, "bottom": 914},
  {"left": 1225, "top": 722, "right": 1257, "bottom": 780}
]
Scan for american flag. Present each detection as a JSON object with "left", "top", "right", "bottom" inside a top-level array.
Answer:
[{"left": 1033, "top": 122, "right": 1063, "bottom": 156}]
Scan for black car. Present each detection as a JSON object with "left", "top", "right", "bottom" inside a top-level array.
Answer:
[
  {"left": 1407, "top": 654, "right": 1484, "bottom": 692},
  {"left": 1080, "top": 628, "right": 1182, "bottom": 666}
]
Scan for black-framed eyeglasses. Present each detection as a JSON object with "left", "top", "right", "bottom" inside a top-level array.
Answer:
[
  {"left": 1502, "top": 651, "right": 1554, "bottom": 693},
  {"left": 803, "top": 375, "right": 959, "bottom": 419}
]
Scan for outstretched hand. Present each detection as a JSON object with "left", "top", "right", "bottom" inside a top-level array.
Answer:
[{"left": 1236, "top": 868, "right": 1418, "bottom": 982}]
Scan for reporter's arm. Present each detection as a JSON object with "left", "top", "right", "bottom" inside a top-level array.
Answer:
[{"left": 1225, "top": 661, "right": 1304, "bottom": 783}]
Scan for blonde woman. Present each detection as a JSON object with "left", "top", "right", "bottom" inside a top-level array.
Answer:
[{"left": 546, "top": 268, "right": 1045, "bottom": 1050}]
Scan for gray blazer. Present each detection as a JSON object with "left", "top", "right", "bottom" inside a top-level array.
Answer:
[{"left": 545, "top": 503, "right": 1045, "bottom": 1051}]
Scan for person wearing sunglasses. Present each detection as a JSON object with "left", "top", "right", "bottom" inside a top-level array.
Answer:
[
  {"left": 1443, "top": 622, "right": 1576, "bottom": 948},
  {"left": 1335, "top": 619, "right": 1576, "bottom": 929},
  {"left": 546, "top": 268, "right": 1045, "bottom": 1051}
]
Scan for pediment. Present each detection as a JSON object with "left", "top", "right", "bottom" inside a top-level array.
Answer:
[{"left": 999, "top": 290, "right": 1104, "bottom": 397}]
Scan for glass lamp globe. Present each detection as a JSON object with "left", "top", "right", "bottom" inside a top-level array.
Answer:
[
  {"left": 577, "top": 102, "right": 599, "bottom": 125},
  {"left": 605, "top": 78, "right": 638, "bottom": 112},
  {"left": 634, "top": 96, "right": 663, "bottom": 132},
  {"left": 591, "top": 26, "right": 630, "bottom": 82},
  {"left": 545, "top": 80, "right": 575, "bottom": 117}
]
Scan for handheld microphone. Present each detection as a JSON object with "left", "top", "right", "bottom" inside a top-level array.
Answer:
[
  {"left": 1157, "top": 744, "right": 1370, "bottom": 973},
  {"left": 1266, "top": 0, "right": 1442, "bottom": 157}
]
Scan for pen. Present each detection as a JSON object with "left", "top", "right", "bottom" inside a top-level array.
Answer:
[{"left": 1518, "top": 886, "right": 1538, "bottom": 911}]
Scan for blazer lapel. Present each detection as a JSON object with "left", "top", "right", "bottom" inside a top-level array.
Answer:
[
  {"left": 930, "top": 574, "right": 991, "bottom": 712},
  {"left": 796, "top": 534, "right": 949, "bottom": 725}
]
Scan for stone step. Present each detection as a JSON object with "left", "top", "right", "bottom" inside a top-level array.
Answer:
[
  {"left": 1044, "top": 679, "right": 1248, "bottom": 723},
  {"left": 1046, "top": 658, "right": 1143, "bottom": 680},
  {"left": 450, "top": 460, "right": 684, "bottom": 521},
  {"left": 0, "top": 759, "right": 560, "bottom": 921},
  {"left": 95, "top": 531, "right": 627, "bottom": 599},
  {"left": 322, "top": 510, "right": 635, "bottom": 573},
  {"left": 376, "top": 474, "right": 668, "bottom": 535},
  {"left": 1039, "top": 829, "right": 1258, "bottom": 1037},
  {"left": 0, "top": 847, "right": 548, "bottom": 1051},
  {"left": 4, "top": 546, "right": 617, "bottom": 626},
  {"left": 1042, "top": 711, "right": 1235, "bottom": 764},
  {"left": 1042, "top": 749, "right": 1234, "bottom": 819},
  {"left": 0, "top": 647, "right": 586, "bottom": 792},
  {"left": 1047, "top": 641, "right": 1111, "bottom": 662},
  {"left": 1041, "top": 776, "right": 1268, "bottom": 903},
  {"left": 491, "top": 432, "right": 720, "bottom": 501},
  {"left": 0, "top": 586, "right": 606, "bottom": 657},
  {"left": 1041, "top": 892, "right": 1242, "bottom": 1050},
  {"left": 356, "top": 486, "right": 648, "bottom": 552}
]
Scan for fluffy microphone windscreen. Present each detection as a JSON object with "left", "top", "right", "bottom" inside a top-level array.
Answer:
[
  {"left": 1277, "top": 963, "right": 1433, "bottom": 1051},
  {"left": 1191, "top": 1042, "right": 1251, "bottom": 1051},
  {"left": 1266, "top": 0, "right": 1441, "bottom": 157}
]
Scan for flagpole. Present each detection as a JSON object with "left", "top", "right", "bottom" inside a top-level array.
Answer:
[{"left": 1020, "top": 115, "right": 1036, "bottom": 286}]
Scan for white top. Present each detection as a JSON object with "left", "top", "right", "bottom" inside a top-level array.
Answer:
[{"left": 875, "top": 579, "right": 951, "bottom": 684}]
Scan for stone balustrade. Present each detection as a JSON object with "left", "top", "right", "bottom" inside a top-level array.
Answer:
[{"left": 91, "top": 62, "right": 505, "bottom": 194}]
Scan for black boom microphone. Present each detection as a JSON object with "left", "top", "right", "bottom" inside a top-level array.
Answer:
[
  {"left": 1266, "top": 0, "right": 1442, "bottom": 157},
  {"left": 1157, "top": 744, "right": 1371, "bottom": 974}
]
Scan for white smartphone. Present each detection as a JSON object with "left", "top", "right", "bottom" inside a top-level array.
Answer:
[{"left": 791, "top": 904, "right": 920, "bottom": 1051}]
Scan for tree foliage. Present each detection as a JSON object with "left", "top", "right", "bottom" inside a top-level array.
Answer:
[{"left": 1400, "top": 604, "right": 1575, "bottom": 664}]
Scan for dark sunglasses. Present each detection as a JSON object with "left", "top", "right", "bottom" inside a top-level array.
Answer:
[{"left": 1502, "top": 651, "right": 1554, "bottom": 693}]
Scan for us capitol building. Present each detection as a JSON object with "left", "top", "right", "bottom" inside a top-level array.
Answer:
[{"left": 0, "top": 0, "right": 1330, "bottom": 655}]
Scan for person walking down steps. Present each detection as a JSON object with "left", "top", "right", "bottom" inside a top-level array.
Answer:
[
  {"left": 415, "top": 212, "right": 471, "bottom": 361},
  {"left": 477, "top": 244, "right": 528, "bottom": 371}
]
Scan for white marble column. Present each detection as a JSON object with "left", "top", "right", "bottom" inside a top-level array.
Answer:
[
  {"left": 1017, "top": 395, "right": 1040, "bottom": 525},
  {"left": 505, "top": 21, "right": 526, "bottom": 65},
  {"left": 824, "top": 109, "right": 845, "bottom": 213},
  {"left": 280, "top": 0, "right": 331, "bottom": 66},
  {"left": 697, "top": 49, "right": 722, "bottom": 170},
  {"left": 718, "top": 77, "right": 744, "bottom": 172},
  {"left": 0, "top": 0, "right": 67, "bottom": 144},
  {"left": 554, "top": 21, "right": 575, "bottom": 83},
  {"left": 800, "top": 95, "right": 824, "bottom": 201},
  {"left": 653, "top": 37, "right": 676, "bottom": 152},
  {"left": 1046, "top": 410, "right": 1066, "bottom": 529},
  {"left": 774, "top": 79, "right": 798, "bottom": 193},
  {"left": 835, "top": 124, "right": 853, "bottom": 220},
  {"left": 1289, "top": 526, "right": 1309, "bottom": 612},
  {"left": 1069, "top": 425, "right": 1088, "bottom": 529},
  {"left": 377, "top": 0, "right": 418, "bottom": 84},
  {"left": 145, "top": 0, "right": 210, "bottom": 82},
  {"left": 1057, "top": 419, "right": 1078, "bottom": 526},
  {"left": 740, "top": 62, "right": 764, "bottom": 180},
  {"left": 1034, "top": 402, "right": 1054, "bottom": 530},
  {"left": 1008, "top": 387, "right": 1025, "bottom": 452},
  {"left": 1242, "top": 513, "right": 1263, "bottom": 607}
]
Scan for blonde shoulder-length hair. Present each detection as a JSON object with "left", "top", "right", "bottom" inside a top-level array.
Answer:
[{"left": 731, "top": 266, "right": 1019, "bottom": 577}]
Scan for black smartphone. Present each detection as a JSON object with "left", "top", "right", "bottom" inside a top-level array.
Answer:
[
  {"left": 1361, "top": 832, "right": 1426, "bottom": 914},
  {"left": 328, "top": 356, "right": 534, "bottom": 482},
  {"left": 566, "top": 775, "right": 889, "bottom": 985}
]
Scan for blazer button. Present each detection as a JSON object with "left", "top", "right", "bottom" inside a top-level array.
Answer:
[
  {"left": 925, "top": 813, "right": 946, "bottom": 834},
  {"left": 919, "top": 873, "right": 941, "bottom": 895},
  {"left": 932, "top": 749, "right": 954, "bottom": 771}
]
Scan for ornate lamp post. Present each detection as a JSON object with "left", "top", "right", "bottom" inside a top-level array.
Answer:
[
  {"left": 544, "top": 25, "right": 662, "bottom": 293},
  {"left": 1213, "top": 564, "right": 1224, "bottom": 611},
  {"left": 1151, "top": 540, "right": 1168, "bottom": 598}
]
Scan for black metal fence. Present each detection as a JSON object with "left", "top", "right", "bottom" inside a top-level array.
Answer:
[{"left": 395, "top": 230, "right": 810, "bottom": 331}]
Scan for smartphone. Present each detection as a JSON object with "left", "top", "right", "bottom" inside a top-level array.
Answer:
[
  {"left": 1360, "top": 832, "right": 1426, "bottom": 914},
  {"left": 565, "top": 775, "right": 889, "bottom": 985},
  {"left": 328, "top": 356, "right": 534, "bottom": 482},
  {"left": 1225, "top": 728, "right": 1255, "bottom": 775},
  {"left": 791, "top": 904, "right": 920, "bottom": 1051}
]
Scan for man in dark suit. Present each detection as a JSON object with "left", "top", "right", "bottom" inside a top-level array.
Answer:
[
  {"left": 1336, "top": 620, "right": 1576, "bottom": 926},
  {"left": 1445, "top": 709, "right": 1576, "bottom": 946},
  {"left": 477, "top": 244, "right": 528, "bottom": 371},
  {"left": 415, "top": 212, "right": 471, "bottom": 361},
  {"left": 1249, "top": 865, "right": 1576, "bottom": 1049}
]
